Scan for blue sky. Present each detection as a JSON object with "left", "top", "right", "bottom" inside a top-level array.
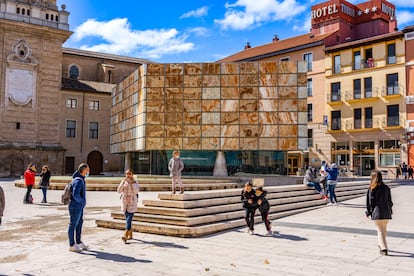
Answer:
[{"left": 57, "top": 0, "right": 414, "bottom": 63}]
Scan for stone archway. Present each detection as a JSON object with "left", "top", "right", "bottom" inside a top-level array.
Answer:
[{"left": 87, "top": 151, "right": 103, "bottom": 175}]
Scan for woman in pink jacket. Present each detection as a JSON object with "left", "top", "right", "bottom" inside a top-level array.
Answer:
[{"left": 117, "top": 169, "right": 139, "bottom": 242}]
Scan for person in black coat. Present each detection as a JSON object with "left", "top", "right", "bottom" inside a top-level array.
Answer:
[
  {"left": 255, "top": 187, "right": 273, "bottom": 236},
  {"left": 39, "top": 165, "right": 51, "bottom": 203},
  {"left": 366, "top": 170, "right": 393, "bottom": 256},
  {"left": 241, "top": 182, "right": 257, "bottom": 235}
]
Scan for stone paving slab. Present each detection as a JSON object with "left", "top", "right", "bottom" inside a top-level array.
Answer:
[{"left": 0, "top": 180, "right": 413, "bottom": 276}]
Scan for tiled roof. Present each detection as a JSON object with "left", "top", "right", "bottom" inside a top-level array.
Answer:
[
  {"left": 61, "top": 78, "right": 115, "bottom": 93},
  {"left": 218, "top": 32, "right": 336, "bottom": 62}
]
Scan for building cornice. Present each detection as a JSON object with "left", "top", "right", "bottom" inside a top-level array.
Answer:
[{"left": 62, "top": 47, "right": 152, "bottom": 64}]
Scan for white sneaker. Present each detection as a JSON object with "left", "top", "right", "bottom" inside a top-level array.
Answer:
[
  {"left": 69, "top": 244, "right": 81, "bottom": 253},
  {"left": 327, "top": 202, "right": 333, "bottom": 206},
  {"left": 250, "top": 230, "right": 254, "bottom": 235},
  {"left": 266, "top": 230, "right": 273, "bottom": 236},
  {"left": 77, "top": 242, "right": 89, "bottom": 250}
]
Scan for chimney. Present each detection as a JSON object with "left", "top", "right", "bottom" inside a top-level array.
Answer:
[
  {"left": 244, "top": 42, "right": 251, "bottom": 50},
  {"left": 272, "top": 35, "right": 279, "bottom": 42}
]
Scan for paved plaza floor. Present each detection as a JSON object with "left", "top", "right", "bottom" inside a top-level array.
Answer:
[{"left": 0, "top": 179, "right": 413, "bottom": 276}]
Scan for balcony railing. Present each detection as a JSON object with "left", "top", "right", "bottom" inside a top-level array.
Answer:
[
  {"left": 353, "top": 59, "right": 376, "bottom": 70},
  {"left": 328, "top": 93, "right": 342, "bottom": 103}
]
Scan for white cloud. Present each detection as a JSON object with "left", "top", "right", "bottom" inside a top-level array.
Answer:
[
  {"left": 293, "top": 16, "right": 311, "bottom": 32},
  {"left": 71, "top": 18, "right": 194, "bottom": 59},
  {"left": 180, "top": 6, "right": 209, "bottom": 19},
  {"left": 215, "top": 0, "right": 307, "bottom": 30},
  {"left": 397, "top": 10, "right": 414, "bottom": 27},
  {"left": 390, "top": 0, "right": 414, "bottom": 8},
  {"left": 187, "top": 27, "right": 211, "bottom": 37}
]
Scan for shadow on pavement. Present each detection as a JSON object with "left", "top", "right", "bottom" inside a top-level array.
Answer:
[
  {"left": 82, "top": 250, "right": 152, "bottom": 263},
  {"left": 338, "top": 203, "right": 365, "bottom": 208},
  {"left": 388, "top": 250, "right": 414, "bottom": 258},
  {"left": 255, "top": 233, "right": 308, "bottom": 241},
  {"left": 131, "top": 239, "right": 189, "bottom": 249}
]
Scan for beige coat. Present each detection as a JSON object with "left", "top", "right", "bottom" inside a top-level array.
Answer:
[
  {"left": 0, "top": 186, "right": 4, "bottom": 217},
  {"left": 117, "top": 179, "right": 139, "bottom": 213}
]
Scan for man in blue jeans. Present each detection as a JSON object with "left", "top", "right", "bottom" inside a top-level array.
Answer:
[{"left": 68, "top": 163, "right": 89, "bottom": 253}]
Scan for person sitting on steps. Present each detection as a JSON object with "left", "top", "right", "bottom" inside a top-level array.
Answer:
[{"left": 303, "top": 166, "right": 328, "bottom": 200}]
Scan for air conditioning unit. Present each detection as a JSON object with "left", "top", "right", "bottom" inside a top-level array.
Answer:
[{"left": 406, "top": 95, "right": 414, "bottom": 104}]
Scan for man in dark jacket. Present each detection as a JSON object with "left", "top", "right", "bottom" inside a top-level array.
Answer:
[
  {"left": 241, "top": 182, "right": 257, "bottom": 235},
  {"left": 256, "top": 187, "right": 273, "bottom": 236},
  {"left": 68, "top": 163, "right": 89, "bottom": 253}
]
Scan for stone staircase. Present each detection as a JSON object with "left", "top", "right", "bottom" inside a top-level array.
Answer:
[{"left": 95, "top": 181, "right": 398, "bottom": 237}]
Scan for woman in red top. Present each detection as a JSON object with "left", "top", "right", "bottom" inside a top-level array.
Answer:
[{"left": 24, "top": 163, "right": 36, "bottom": 204}]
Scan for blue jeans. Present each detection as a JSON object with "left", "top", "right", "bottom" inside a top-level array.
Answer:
[
  {"left": 306, "top": 182, "right": 323, "bottom": 193},
  {"left": 68, "top": 208, "right": 84, "bottom": 246},
  {"left": 328, "top": 183, "right": 337, "bottom": 203},
  {"left": 125, "top": 211, "right": 135, "bottom": 230},
  {"left": 41, "top": 188, "right": 47, "bottom": 202}
]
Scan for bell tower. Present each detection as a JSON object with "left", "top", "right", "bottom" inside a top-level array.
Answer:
[{"left": 0, "top": 0, "right": 72, "bottom": 176}]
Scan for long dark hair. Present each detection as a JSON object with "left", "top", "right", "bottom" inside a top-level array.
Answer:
[{"left": 370, "top": 170, "right": 383, "bottom": 190}]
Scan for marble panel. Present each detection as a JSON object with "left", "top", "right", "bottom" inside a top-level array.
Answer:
[
  {"left": 259, "top": 125, "right": 278, "bottom": 137},
  {"left": 164, "top": 137, "right": 182, "bottom": 149},
  {"left": 202, "top": 63, "right": 221, "bottom": 74},
  {"left": 202, "top": 137, "right": 219, "bottom": 150},
  {"left": 166, "top": 88, "right": 182, "bottom": 99},
  {"left": 183, "top": 137, "right": 202, "bottom": 150},
  {"left": 298, "top": 112, "right": 307, "bottom": 124},
  {"left": 146, "top": 76, "right": 165, "bottom": 87},
  {"left": 298, "top": 125, "right": 308, "bottom": 137},
  {"left": 298, "top": 138, "right": 308, "bottom": 151},
  {"left": 184, "top": 113, "right": 201, "bottom": 124},
  {"left": 135, "top": 138, "right": 144, "bottom": 150},
  {"left": 146, "top": 113, "right": 164, "bottom": 124},
  {"left": 278, "top": 86, "right": 297, "bottom": 99},
  {"left": 183, "top": 88, "right": 201, "bottom": 99},
  {"left": 259, "top": 74, "right": 278, "bottom": 87},
  {"left": 221, "top": 112, "right": 239, "bottom": 125},
  {"left": 240, "top": 87, "right": 258, "bottom": 99},
  {"left": 259, "top": 138, "right": 278, "bottom": 150},
  {"left": 297, "top": 61, "right": 307, "bottom": 73},
  {"left": 146, "top": 100, "right": 165, "bottom": 112},
  {"left": 240, "top": 125, "right": 259, "bottom": 137},
  {"left": 240, "top": 138, "right": 258, "bottom": 150},
  {"left": 298, "top": 73, "right": 307, "bottom": 86},
  {"left": 166, "top": 99, "right": 183, "bottom": 112},
  {"left": 202, "top": 125, "right": 220, "bottom": 137},
  {"left": 136, "top": 125, "right": 145, "bottom": 138},
  {"left": 146, "top": 138, "right": 164, "bottom": 150},
  {"left": 240, "top": 74, "right": 258, "bottom": 86},
  {"left": 259, "top": 62, "right": 278, "bottom": 74},
  {"left": 221, "top": 63, "right": 239, "bottom": 74},
  {"left": 279, "top": 62, "right": 297, "bottom": 73},
  {"left": 278, "top": 74, "right": 297, "bottom": 86},
  {"left": 240, "top": 62, "right": 258, "bottom": 74},
  {"left": 221, "top": 125, "right": 239, "bottom": 137},
  {"left": 221, "top": 137, "right": 239, "bottom": 150},
  {"left": 259, "top": 112, "right": 279, "bottom": 124},
  {"left": 279, "top": 99, "right": 297, "bottom": 112},
  {"left": 221, "top": 100, "right": 239, "bottom": 112},
  {"left": 279, "top": 138, "right": 297, "bottom": 150},
  {"left": 166, "top": 75, "right": 183, "bottom": 87},
  {"left": 279, "top": 125, "right": 297, "bottom": 137},
  {"left": 221, "top": 87, "right": 239, "bottom": 99},
  {"left": 278, "top": 112, "right": 297, "bottom": 124},
  {"left": 184, "top": 100, "right": 201, "bottom": 112},
  {"left": 202, "top": 75, "right": 220, "bottom": 87},
  {"left": 202, "top": 112, "right": 220, "bottom": 124},
  {"left": 184, "top": 125, "right": 201, "bottom": 137},
  {"left": 165, "top": 125, "right": 183, "bottom": 137},
  {"left": 184, "top": 75, "right": 202, "bottom": 87},
  {"left": 202, "top": 100, "right": 220, "bottom": 112},
  {"left": 298, "top": 99, "right": 307, "bottom": 112},
  {"left": 240, "top": 112, "right": 258, "bottom": 124},
  {"left": 184, "top": 63, "right": 202, "bottom": 74},
  {"left": 221, "top": 75, "right": 239, "bottom": 87},
  {"left": 147, "top": 63, "right": 164, "bottom": 75},
  {"left": 146, "top": 125, "right": 164, "bottom": 137},
  {"left": 240, "top": 100, "right": 258, "bottom": 112},
  {"left": 166, "top": 63, "right": 183, "bottom": 75},
  {"left": 259, "top": 87, "right": 278, "bottom": 99},
  {"left": 259, "top": 99, "right": 279, "bottom": 112},
  {"left": 165, "top": 112, "right": 183, "bottom": 125},
  {"left": 298, "top": 86, "right": 307, "bottom": 99},
  {"left": 202, "top": 87, "right": 220, "bottom": 99}
]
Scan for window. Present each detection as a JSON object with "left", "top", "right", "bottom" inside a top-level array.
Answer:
[
  {"left": 307, "top": 78, "right": 313, "bottom": 96},
  {"left": 364, "top": 77, "right": 372, "bottom": 98},
  {"left": 353, "top": 79, "right": 361, "bottom": 99},
  {"left": 333, "top": 55, "right": 341, "bottom": 74},
  {"left": 365, "top": 48, "right": 374, "bottom": 68},
  {"left": 331, "top": 111, "right": 341, "bottom": 130},
  {"left": 354, "top": 108, "right": 362, "bottom": 129},
  {"left": 66, "top": 120, "right": 76, "bottom": 138},
  {"left": 308, "top": 129, "right": 313, "bottom": 148},
  {"left": 353, "top": 51, "right": 361, "bottom": 70},
  {"left": 66, "top": 98, "right": 77, "bottom": 109},
  {"left": 387, "top": 43, "right": 396, "bottom": 64},
  {"left": 89, "top": 100, "right": 100, "bottom": 110},
  {"left": 380, "top": 153, "right": 400, "bottom": 166},
  {"left": 51, "top": 14, "right": 54, "bottom": 21},
  {"left": 307, "top": 104, "right": 313, "bottom": 122},
  {"left": 89, "top": 122, "right": 99, "bottom": 139},
  {"left": 331, "top": 82, "right": 341, "bottom": 101},
  {"left": 304, "top": 53, "right": 313, "bottom": 71},
  {"left": 46, "top": 13, "right": 49, "bottom": 20},
  {"left": 16, "top": 7, "right": 20, "bottom": 14},
  {"left": 387, "top": 105, "right": 399, "bottom": 127},
  {"left": 380, "top": 140, "right": 400, "bottom": 149},
  {"left": 365, "top": 107, "right": 373, "bottom": 128},
  {"left": 280, "top": 57, "right": 290, "bottom": 62},
  {"left": 386, "top": 73, "right": 399, "bottom": 95},
  {"left": 22, "top": 8, "right": 25, "bottom": 15},
  {"left": 69, "top": 65, "right": 79, "bottom": 79},
  {"left": 27, "top": 9, "right": 30, "bottom": 16}
]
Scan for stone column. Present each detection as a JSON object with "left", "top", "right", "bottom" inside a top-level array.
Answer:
[
  {"left": 213, "top": 151, "right": 228, "bottom": 176},
  {"left": 124, "top": 152, "right": 132, "bottom": 172}
]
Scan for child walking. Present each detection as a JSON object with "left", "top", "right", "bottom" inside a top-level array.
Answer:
[
  {"left": 117, "top": 169, "right": 140, "bottom": 243},
  {"left": 255, "top": 187, "right": 274, "bottom": 236},
  {"left": 241, "top": 182, "right": 257, "bottom": 235}
]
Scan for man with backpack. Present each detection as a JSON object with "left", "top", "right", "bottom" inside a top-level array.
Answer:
[{"left": 68, "top": 163, "right": 90, "bottom": 253}]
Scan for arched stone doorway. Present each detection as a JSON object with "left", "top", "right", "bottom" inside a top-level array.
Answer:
[{"left": 87, "top": 151, "right": 103, "bottom": 175}]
